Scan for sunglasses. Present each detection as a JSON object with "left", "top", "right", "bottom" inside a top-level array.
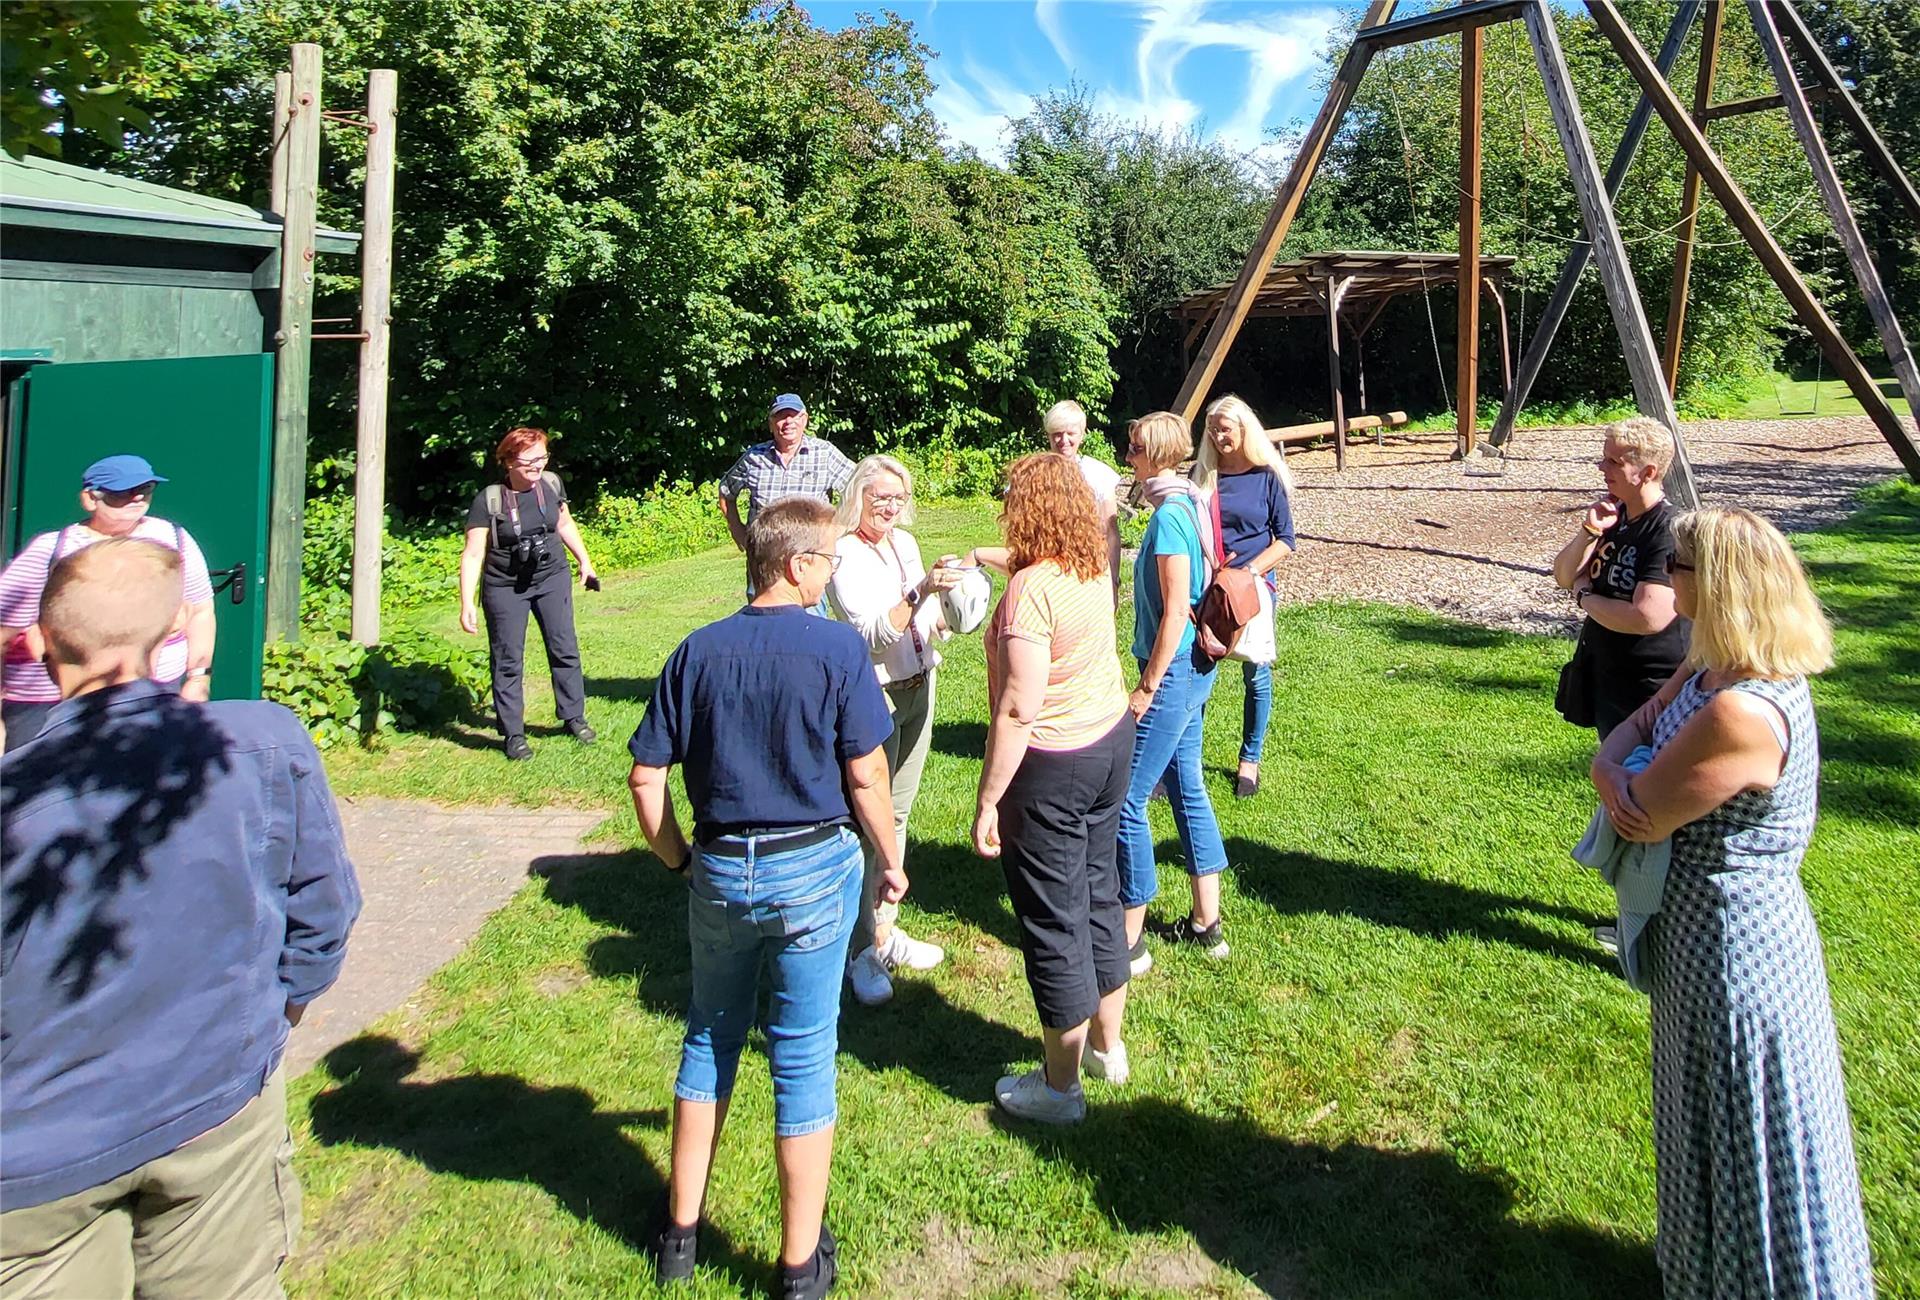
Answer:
[
  {"left": 1666, "top": 555, "right": 1694, "bottom": 574},
  {"left": 94, "top": 484, "right": 156, "bottom": 507},
  {"left": 1127, "top": 441, "right": 1148, "bottom": 456}
]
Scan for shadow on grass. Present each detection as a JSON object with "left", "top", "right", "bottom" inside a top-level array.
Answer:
[
  {"left": 1000, "top": 1095, "right": 1659, "bottom": 1298},
  {"left": 931, "top": 719, "right": 986, "bottom": 760},
  {"left": 584, "top": 674, "right": 658, "bottom": 705},
  {"left": 1223, "top": 838, "right": 1613, "bottom": 971},
  {"left": 305, "top": 1035, "right": 760, "bottom": 1290}
]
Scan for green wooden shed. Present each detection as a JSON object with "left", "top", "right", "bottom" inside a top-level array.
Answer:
[{"left": 0, "top": 153, "right": 357, "bottom": 699}]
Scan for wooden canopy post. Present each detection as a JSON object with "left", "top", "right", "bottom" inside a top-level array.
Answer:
[
  {"left": 1587, "top": 0, "right": 1920, "bottom": 479},
  {"left": 1747, "top": 0, "right": 1920, "bottom": 423},
  {"left": 1325, "top": 275, "right": 1352, "bottom": 471},
  {"left": 1662, "top": 1, "right": 1722, "bottom": 394},
  {"left": 267, "top": 43, "right": 322, "bottom": 642},
  {"left": 350, "top": 68, "right": 398, "bottom": 647},
  {"left": 1525, "top": 0, "right": 1698, "bottom": 507},
  {"left": 1172, "top": 0, "right": 1398, "bottom": 425},
  {"left": 1770, "top": 0, "right": 1920, "bottom": 230},
  {"left": 1483, "top": 281, "right": 1513, "bottom": 395},
  {"left": 1457, "top": 25, "right": 1485, "bottom": 458},
  {"left": 1486, "top": 0, "right": 1699, "bottom": 450},
  {"left": 269, "top": 71, "right": 292, "bottom": 216}
]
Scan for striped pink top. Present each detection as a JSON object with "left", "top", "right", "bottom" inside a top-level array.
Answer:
[{"left": 0, "top": 519, "right": 214, "bottom": 702}]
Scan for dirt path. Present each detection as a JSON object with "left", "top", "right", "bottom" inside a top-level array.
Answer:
[
  {"left": 284, "top": 795, "right": 604, "bottom": 1075},
  {"left": 1269, "top": 415, "right": 1902, "bottom": 635}
]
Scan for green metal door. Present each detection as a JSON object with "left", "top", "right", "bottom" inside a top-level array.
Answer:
[{"left": 5, "top": 354, "right": 274, "bottom": 699}]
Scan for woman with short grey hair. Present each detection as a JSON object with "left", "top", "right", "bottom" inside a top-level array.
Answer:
[{"left": 827, "top": 455, "right": 964, "bottom": 1006}]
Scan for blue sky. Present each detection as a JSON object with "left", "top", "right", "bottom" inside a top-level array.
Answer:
[{"left": 805, "top": 1, "right": 1353, "bottom": 162}]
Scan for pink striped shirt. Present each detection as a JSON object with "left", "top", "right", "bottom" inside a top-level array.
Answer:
[{"left": 0, "top": 519, "right": 214, "bottom": 702}]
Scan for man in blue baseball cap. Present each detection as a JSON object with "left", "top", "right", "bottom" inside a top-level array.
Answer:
[
  {"left": 717, "top": 394, "right": 856, "bottom": 557},
  {"left": 0, "top": 454, "right": 217, "bottom": 750}
]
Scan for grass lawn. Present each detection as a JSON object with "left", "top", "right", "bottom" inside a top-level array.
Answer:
[
  {"left": 1724, "top": 371, "right": 1914, "bottom": 422},
  {"left": 294, "top": 485, "right": 1920, "bottom": 1299}
]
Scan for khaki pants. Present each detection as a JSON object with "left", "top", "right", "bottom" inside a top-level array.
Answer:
[
  {"left": 0, "top": 1068, "right": 301, "bottom": 1300},
  {"left": 854, "top": 670, "right": 935, "bottom": 952}
]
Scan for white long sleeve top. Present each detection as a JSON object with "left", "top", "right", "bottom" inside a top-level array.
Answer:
[{"left": 829, "top": 527, "right": 945, "bottom": 685}]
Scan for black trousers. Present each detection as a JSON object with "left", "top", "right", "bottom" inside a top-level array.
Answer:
[
  {"left": 998, "top": 712, "right": 1135, "bottom": 1029},
  {"left": 480, "top": 562, "right": 585, "bottom": 738}
]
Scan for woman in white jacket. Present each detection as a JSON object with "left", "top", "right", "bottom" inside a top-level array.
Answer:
[{"left": 828, "top": 455, "right": 964, "bottom": 1006}]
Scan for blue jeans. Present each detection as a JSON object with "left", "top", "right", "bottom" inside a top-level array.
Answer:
[
  {"left": 1240, "top": 662, "right": 1272, "bottom": 765},
  {"left": 1118, "top": 650, "right": 1227, "bottom": 908},
  {"left": 677, "top": 827, "right": 862, "bottom": 1138}
]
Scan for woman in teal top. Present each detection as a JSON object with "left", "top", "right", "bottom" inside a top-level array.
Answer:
[{"left": 1117, "top": 411, "right": 1229, "bottom": 974}]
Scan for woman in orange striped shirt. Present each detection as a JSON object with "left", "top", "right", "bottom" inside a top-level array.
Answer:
[{"left": 972, "top": 453, "right": 1136, "bottom": 1125}]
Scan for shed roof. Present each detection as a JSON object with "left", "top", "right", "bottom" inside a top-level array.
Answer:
[
  {"left": 0, "top": 153, "right": 358, "bottom": 255},
  {"left": 1171, "top": 249, "right": 1516, "bottom": 320}
]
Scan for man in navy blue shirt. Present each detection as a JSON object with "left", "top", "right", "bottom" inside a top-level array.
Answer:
[
  {"left": 628, "top": 496, "right": 901, "bottom": 1299},
  {"left": 1, "top": 539, "right": 361, "bottom": 1297}
]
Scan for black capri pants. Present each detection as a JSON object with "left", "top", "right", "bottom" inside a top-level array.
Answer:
[{"left": 998, "top": 712, "right": 1136, "bottom": 1028}]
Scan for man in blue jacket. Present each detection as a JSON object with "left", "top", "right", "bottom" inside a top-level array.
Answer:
[{"left": 0, "top": 538, "right": 361, "bottom": 1298}]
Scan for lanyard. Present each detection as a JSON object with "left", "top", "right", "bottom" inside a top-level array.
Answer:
[
  {"left": 504, "top": 478, "right": 546, "bottom": 538},
  {"left": 870, "top": 533, "right": 926, "bottom": 663}
]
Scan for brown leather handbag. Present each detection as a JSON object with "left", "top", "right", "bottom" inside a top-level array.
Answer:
[{"left": 1187, "top": 490, "right": 1263, "bottom": 663}]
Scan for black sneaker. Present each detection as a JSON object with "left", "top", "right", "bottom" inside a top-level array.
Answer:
[
  {"left": 1169, "top": 915, "right": 1229, "bottom": 959},
  {"left": 504, "top": 734, "right": 534, "bottom": 761},
  {"left": 565, "top": 717, "right": 597, "bottom": 744},
  {"left": 647, "top": 1195, "right": 698, "bottom": 1284},
  {"left": 780, "top": 1223, "right": 837, "bottom": 1300}
]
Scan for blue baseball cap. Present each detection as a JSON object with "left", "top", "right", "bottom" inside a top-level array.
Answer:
[
  {"left": 82, "top": 455, "right": 168, "bottom": 492},
  {"left": 769, "top": 393, "right": 807, "bottom": 416}
]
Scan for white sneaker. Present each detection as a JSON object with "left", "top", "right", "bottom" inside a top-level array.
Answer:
[
  {"left": 994, "top": 1067, "right": 1085, "bottom": 1125},
  {"left": 847, "top": 947, "right": 894, "bottom": 1006},
  {"left": 879, "top": 927, "right": 945, "bottom": 972},
  {"left": 1127, "top": 934, "right": 1153, "bottom": 977},
  {"left": 1082, "top": 1039, "right": 1130, "bottom": 1086}
]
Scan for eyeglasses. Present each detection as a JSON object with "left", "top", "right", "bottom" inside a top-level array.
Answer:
[
  {"left": 1596, "top": 454, "right": 1634, "bottom": 470},
  {"left": 1666, "top": 555, "right": 1694, "bottom": 574},
  {"left": 95, "top": 484, "right": 156, "bottom": 507},
  {"left": 868, "top": 494, "right": 909, "bottom": 510},
  {"left": 512, "top": 454, "right": 550, "bottom": 468},
  {"left": 1127, "top": 441, "right": 1148, "bottom": 456},
  {"left": 804, "top": 550, "right": 843, "bottom": 572}
]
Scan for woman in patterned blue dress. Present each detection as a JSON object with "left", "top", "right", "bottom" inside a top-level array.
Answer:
[{"left": 1590, "top": 507, "right": 1874, "bottom": 1300}]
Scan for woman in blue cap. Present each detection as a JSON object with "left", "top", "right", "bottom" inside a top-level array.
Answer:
[{"left": 0, "top": 455, "right": 216, "bottom": 750}]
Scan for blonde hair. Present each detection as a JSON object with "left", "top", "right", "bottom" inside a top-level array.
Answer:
[
  {"left": 1675, "top": 507, "right": 1831, "bottom": 678},
  {"left": 40, "top": 538, "right": 183, "bottom": 666},
  {"left": 748, "top": 497, "right": 836, "bottom": 594},
  {"left": 1604, "top": 416, "right": 1674, "bottom": 479},
  {"left": 834, "top": 455, "right": 916, "bottom": 532},
  {"left": 1042, "top": 400, "right": 1087, "bottom": 437},
  {"left": 1129, "top": 410, "right": 1192, "bottom": 474},
  {"left": 1192, "top": 393, "right": 1295, "bottom": 497}
]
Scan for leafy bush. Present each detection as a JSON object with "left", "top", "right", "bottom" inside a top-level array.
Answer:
[
  {"left": 263, "top": 626, "right": 488, "bottom": 749},
  {"left": 575, "top": 479, "right": 730, "bottom": 572},
  {"left": 301, "top": 494, "right": 463, "bottom": 623}
]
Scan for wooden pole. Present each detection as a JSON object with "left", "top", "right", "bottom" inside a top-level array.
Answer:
[
  {"left": 267, "top": 43, "right": 322, "bottom": 642},
  {"left": 1661, "top": 1, "right": 1722, "bottom": 395},
  {"left": 1525, "top": 0, "right": 1698, "bottom": 507},
  {"left": 270, "top": 71, "right": 291, "bottom": 217},
  {"left": 1486, "top": 0, "right": 1698, "bottom": 450},
  {"left": 1587, "top": 0, "right": 1920, "bottom": 480},
  {"left": 1747, "top": 0, "right": 1920, "bottom": 423},
  {"left": 1171, "top": 0, "right": 1398, "bottom": 425},
  {"left": 1484, "top": 280, "right": 1513, "bottom": 395},
  {"left": 351, "top": 69, "right": 398, "bottom": 647},
  {"left": 1457, "top": 25, "right": 1485, "bottom": 458},
  {"left": 1326, "top": 275, "right": 1349, "bottom": 471},
  {"left": 1770, "top": 0, "right": 1920, "bottom": 230}
]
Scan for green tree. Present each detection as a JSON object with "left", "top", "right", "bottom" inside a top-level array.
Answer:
[{"left": 1, "top": 0, "right": 156, "bottom": 158}]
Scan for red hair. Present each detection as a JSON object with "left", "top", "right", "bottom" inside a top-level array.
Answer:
[
  {"left": 1001, "top": 453, "right": 1106, "bottom": 581},
  {"left": 495, "top": 426, "right": 549, "bottom": 468}
]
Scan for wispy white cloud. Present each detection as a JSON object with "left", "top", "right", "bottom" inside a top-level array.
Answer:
[
  {"left": 927, "top": 54, "right": 1038, "bottom": 161},
  {"left": 1124, "top": 1, "right": 1341, "bottom": 152},
  {"left": 1034, "top": 0, "right": 1077, "bottom": 71}
]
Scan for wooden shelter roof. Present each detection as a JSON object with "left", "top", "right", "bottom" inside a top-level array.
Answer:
[{"left": 1171, "top": 249, "right": 1516, "bottom": 320}]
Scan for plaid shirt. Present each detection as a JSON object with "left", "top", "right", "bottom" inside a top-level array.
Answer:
[{"left": 718, "top": 437, "right": 856, "bottom": 518}]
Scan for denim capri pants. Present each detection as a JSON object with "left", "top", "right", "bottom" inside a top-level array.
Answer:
[{"left": 676, "top": 826, "right": 863, "bottom": 1138}]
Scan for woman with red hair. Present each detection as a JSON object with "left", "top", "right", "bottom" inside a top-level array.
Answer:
[
  {"left": 458, "top": 427, "right": 600, "bottom": 760},
  {"left": 972, "top": 452, "right": 1135, "bottom": 1125}
]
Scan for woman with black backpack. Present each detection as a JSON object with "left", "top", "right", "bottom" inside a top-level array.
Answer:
[{"left": 458, "top": 426, "right": 600, "bottom": 760}]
